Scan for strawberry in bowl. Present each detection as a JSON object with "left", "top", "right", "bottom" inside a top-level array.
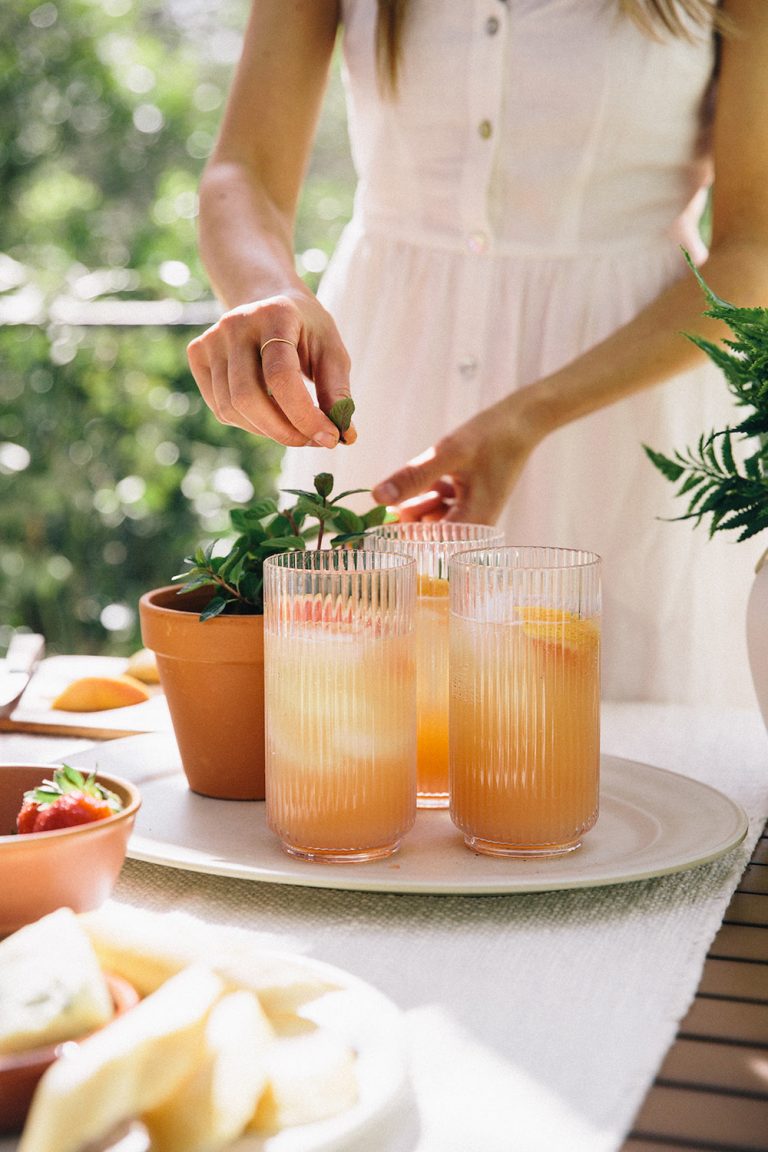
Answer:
[
  {"left": 16, "top": 766, "right": 122, "bottom": 834},
  {"left": 0, "top": 763, "right": 141, "bottom": 936}
]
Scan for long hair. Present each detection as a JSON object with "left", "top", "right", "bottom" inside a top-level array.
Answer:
[{"left": 375, "top": 1, "right": 727, "bottom": 93}]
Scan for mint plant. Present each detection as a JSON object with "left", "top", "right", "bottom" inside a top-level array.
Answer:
[
  {"left": 174, "top": 472, "right": 391, "bottom": 619},
  {"left": 644, "top": 254, "right": 768, "bottom": 542}
]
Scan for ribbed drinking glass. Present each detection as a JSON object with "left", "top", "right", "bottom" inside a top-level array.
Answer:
[
  {"left": 449, "top": 546, "right": 601, "bottom": 856},
  {"left": 365, "top": 522, "right": 504, "bottom": 807},
  {"left": 264, "top": 549, "right": 417, "bottom": 862}
]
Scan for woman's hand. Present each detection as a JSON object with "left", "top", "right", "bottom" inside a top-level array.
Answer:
[
  {"left": 372, "top": 394, "right": 545, "bottom": 524},
  {"left": 187, "top": 290, "right": 356, "bottom": 448},
  {"left": 187, "top": 0, "right": 348, "bottom": 447}
]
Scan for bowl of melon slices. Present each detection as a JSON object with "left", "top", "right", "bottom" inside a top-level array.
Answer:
[
  {"left": 1, "top": 905, "right": 411, "bottom": 1152},
  {"left": 0, "top": 910, "right": 140, "bottom": 1135}
]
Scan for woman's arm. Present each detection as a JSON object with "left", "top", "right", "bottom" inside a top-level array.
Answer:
[
  {"left": 373, "top": 0, "right": 768, "bottom": 523},
  {"left": 187, "top": 0, "right": 355, "bottom": 449}
]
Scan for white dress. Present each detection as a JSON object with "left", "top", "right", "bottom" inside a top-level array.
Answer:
[{"left": 280, "top": 0, "right": 764, "bottom": 707}]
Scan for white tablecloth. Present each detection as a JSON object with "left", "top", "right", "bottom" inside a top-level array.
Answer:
[{"left": 74, "top": 702, "right": 766, "bottom": 1152}]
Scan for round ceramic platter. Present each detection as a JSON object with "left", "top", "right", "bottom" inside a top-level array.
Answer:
[
  {"left": 0, "top": 953, "right": 417, "bottom": 1152},
  {"left": 64, "top": 734, "right": 749, "bottom": 895}
]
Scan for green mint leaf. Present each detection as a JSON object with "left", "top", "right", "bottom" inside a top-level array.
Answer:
[
  {"left": 331, "top": 487, "right": 371, "bottom": 502},
  {"left": 294, "top": 496, "right": 337, "bottom": 522},
  {"left": 266, "top": 514, "right": 294, "bottom": 537},
  {"left": 280, "top": 488, "right": 317, "bottom": 500},
  {"left": 328, "top": 398, "right": 355, "bottom": 442},
  {"left": 230, "top": 505, "right": 275, "bottom": 532},
  {"left": 314, "top": 473, "right": 333, "bottom": 499},
  {"left": 330, "top": 531, "right": 366, "bottom": 547},
  {"left": 173, "top": 575, "right": 216, "bottom": 592},
  {"left": 330, "top": 507, "right": 364, "bottom": 534},
  {"left": 362, "top": 504, "right": 390, "bottom": 528},
  {"left": 199, "top": 596, "right": 231, "bottom": 621},
  {"left": 261, "top": 535, "right": 306, "bottom": 552}
]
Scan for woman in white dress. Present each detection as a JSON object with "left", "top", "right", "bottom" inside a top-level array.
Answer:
[{"left": 187, "top": 0, "right": 768, "bottom": 706}]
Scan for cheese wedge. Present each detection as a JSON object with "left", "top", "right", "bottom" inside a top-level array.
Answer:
[
  {"left": 81, "top": 905, "right": 337, "bottom": 1016},
  {"left": 251, "top": 1027, "right": 358, "bottom": 1132},
  {"left": 143, "top": 990, "right": 273, "bottom": 1152},
  {"left": 18, "top": 964, "right": 224, "bottom": 1152},
  {"left": 0, "top": 908, "right": 113, "bottom": 1056}
]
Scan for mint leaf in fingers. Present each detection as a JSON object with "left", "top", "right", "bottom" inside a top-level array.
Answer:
[{"left": 328, "top": 398, "right": 355, "bottom": 443}]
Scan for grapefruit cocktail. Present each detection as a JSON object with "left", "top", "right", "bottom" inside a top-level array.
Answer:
[
  {"left": 264, "top": 549, "right": 417, "bottom": 862},
  {"left": 365, "top": 523, "right": 503, "bottom": 807},
  {"left": 449, "top": 547, "right": 601, "bottom": 857}
]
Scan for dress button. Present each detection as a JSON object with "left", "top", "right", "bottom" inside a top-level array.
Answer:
[
  {"left": 458, "top": 356, "right": 479, "bottom": 379},
  {"left": 485, "top": 15, "right": 500, "bottom": 35},
  {"left": 478, "top": 119, "right": 493, "bottom": 140},
  {"left": 467, "top": 231, "right": 489, "bottom": 254}
]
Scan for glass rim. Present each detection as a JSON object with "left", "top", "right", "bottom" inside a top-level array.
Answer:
[
  {"left": 365, "top": 521, "right": 502, "bottom": 540},
  {"left": 448, "top": 545, "right": 601, "bottom": 571},
  {"left": 263, "top": 547, "right": 416, "bottom": 572}
]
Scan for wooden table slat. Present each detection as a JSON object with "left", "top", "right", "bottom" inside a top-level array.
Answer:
[
  {"left": 725, "top": 893, "right": 768, "bottom": 928},
  {"left": 751, "top": 840, "right": 768, "bottom": 866},
  {"left": 678, "top": 995, "right": 768, "bottom": 1047},
  {"left": 630, "top": 1085, "right": 768, "bottom": 1149},
  {"left": 623, "top": 1142, "right": 728, "bottom": 1152},
  {"left": 624, "top": 1142, "right": 755, "bottom": 1152},
  {"left": 697, "top": 958, "right": 768, "bottom": 1003},
  {"left": 708, "top": 924, "right": 768, "bottom": 963},
  {"left": 656, "top": 1037, "right": 768, "bottom": 1096},
  {"left": 738, "top": 865, "right": 768, "bottom": 896},
  {"left": 621, "top": 821, "right": 768, "bottom": 1151}
]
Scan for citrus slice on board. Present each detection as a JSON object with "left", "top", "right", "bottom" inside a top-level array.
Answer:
[
  {"left": 124, "top": 648, "right": 160, "bottom": 685},
  {"left": 52, "top": 675, "right": 150, "bottom": 712}
]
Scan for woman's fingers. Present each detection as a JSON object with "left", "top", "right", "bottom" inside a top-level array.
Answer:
[
  {"left": 372, "top": 445, "right": 448, "bottom": 508},
  {"left": 186, "top": 295, "right": 353, "bottom": 446},
  {"left": 259, "top": 340, "right": 338, "bottom": 447},
  {"left": 312, "top": 344, "right": 357, "bottom": 444},
  {"left": 372, "top": 413, "right": 519, "bottom": 525},
  {"left": 393, "top": 480, "right": 457, "bottom": 522}
]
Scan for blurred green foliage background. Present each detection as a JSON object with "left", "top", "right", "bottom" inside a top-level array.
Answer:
[{"left": 0, "top": 0, "right": 355, "bottom": 654}]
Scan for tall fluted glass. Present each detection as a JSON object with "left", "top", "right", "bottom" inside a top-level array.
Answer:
[
  {"left": 264, "top": 549, "right": 417, "bottom": 862},
  {"left": 449, "top": 546, "right": 601, "bottom": 856},
  {"left": 365, "top": 522, "right": 504, "bottom": 807}
]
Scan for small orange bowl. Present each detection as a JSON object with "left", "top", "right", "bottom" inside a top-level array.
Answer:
[
  {"left": 0, "top": 972, "right": 140, "bottom": 1133},
  {"left": 0, "top": 764, "right": 141, "bottom": 936}
]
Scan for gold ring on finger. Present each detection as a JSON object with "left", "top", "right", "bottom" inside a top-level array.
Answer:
[{"left": 259, "top": 337, "right": 297, "bottom": 357}]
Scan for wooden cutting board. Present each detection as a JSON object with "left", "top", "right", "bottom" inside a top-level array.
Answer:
[{"left": 0, "top": 655, "right": 173, "bottom": 740}]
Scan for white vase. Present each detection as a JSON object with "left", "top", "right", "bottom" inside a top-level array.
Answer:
[{"left": 746, "top": 548, "right": 768, "bottom": 730}]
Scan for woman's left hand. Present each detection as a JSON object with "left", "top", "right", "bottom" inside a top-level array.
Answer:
[{"left": 371, "top": 395, "right": 543, "bottom": 524}]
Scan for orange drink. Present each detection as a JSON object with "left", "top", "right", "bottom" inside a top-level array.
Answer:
[
  {"left": 449, "top": 547, "right": 601, "bottom": 856},
  {"left": 414, "top": 575, "right": 450, "bottom": 798},
  {"left": 364, "top": 523, "right": 504, "bottom": 807},
  {"left": 264, "top": 549, "right": 417, "bottom": 862}
]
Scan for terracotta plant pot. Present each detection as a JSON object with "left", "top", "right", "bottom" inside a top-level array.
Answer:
[{"left": 139, "top": 585, "right": 265, "bottom": 800}]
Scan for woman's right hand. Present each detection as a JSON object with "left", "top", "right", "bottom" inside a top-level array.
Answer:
[
  {"left": 187, "top": 0, "right": 348, "bottom": 446},
  {"left": 187, "top": 289, "right": 356, "bottom": 448}
]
